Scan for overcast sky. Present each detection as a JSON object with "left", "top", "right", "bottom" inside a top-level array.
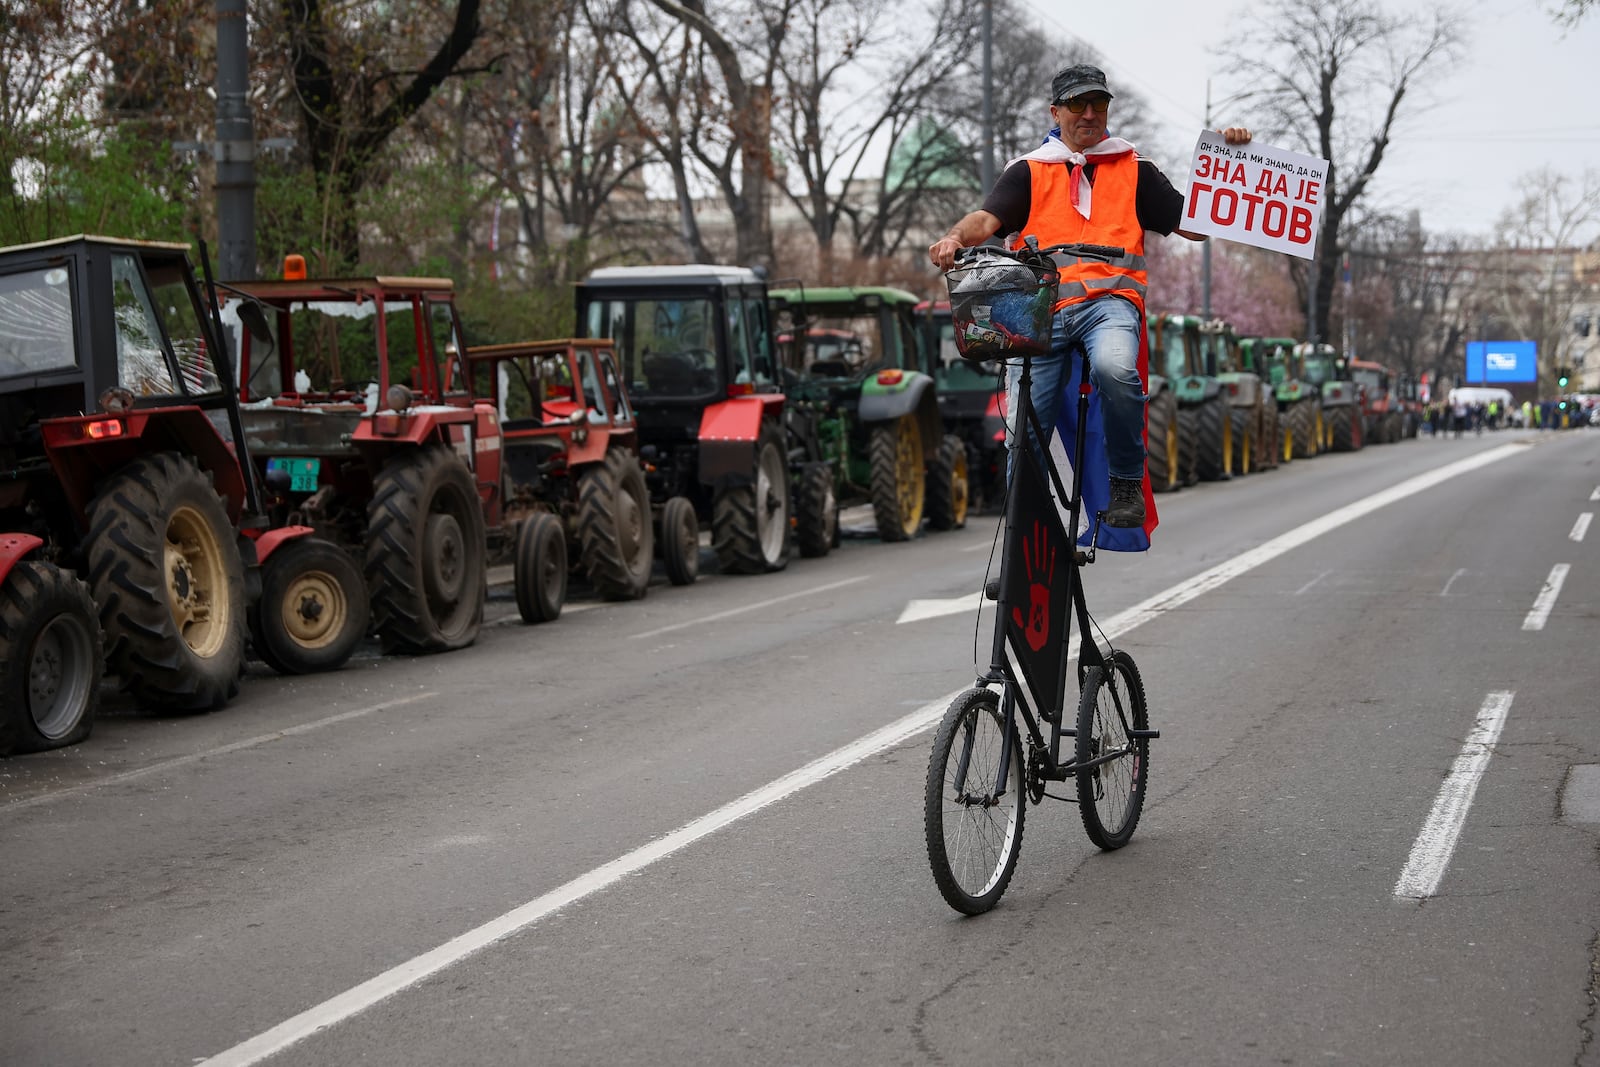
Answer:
[{"left": 1017, "top": 0, "right": 1600, "bottom": 241}]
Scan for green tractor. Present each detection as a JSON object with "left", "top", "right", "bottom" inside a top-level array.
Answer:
[
  {"left": 1210, "top": 321, "right": 1278, "bottom": 474},
  {"left": 1147, "top": 312, "right": 1233, "bottom": 485},
  {"left": 1258, "top": 337, "right": 1323, "bottom": 460},
  {"left": 1298, "top": 342, "right": 1365, "bottom": 452},
  {"left": 767, "top": 286, "right": 966, "bottom": 541}
]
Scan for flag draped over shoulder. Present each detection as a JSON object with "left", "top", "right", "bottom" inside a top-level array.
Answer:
[{"left": 1050, "top": 316, "right": 1159, "bottom": 552}]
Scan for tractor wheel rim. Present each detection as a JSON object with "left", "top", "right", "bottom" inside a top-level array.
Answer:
[
  {"left": 1165, "top": 428, "right": 1179, "bottom": 484},
  {"left": 280, "top": 569, "right": 345, "bottom": 649},
  {"left": 617, "top": 479, "right": 644, "bottom": 561},
  {"left": 425, "top": 512, "right": 466, "bottom": 606},
  {"left": 28, "top": 611, "right": 94, "bottom": 738},
  {"left": 165, "top": 504, "right": 229, "bottom": 659},
  {"left": 756, "top": 443, "right": 787, "bottom": 562}
]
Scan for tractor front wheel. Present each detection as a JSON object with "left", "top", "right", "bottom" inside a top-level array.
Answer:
[
  {"left": 870, "top": 417, "right": 925, "bottom": 542},
  {"left": 514, "top": 512, "right": 567, "bottom": 623},
  {"left": 0, "top": 561, "right": 102, "bottom": 755},
  {"left": 793, "top": 462, "right": 838, "bottom": 559},
  {"left": 86, "top": 452, "right": 246, "bottom": 710},
  {"left": 250, "top": 536, "right": 367, "bottom": 674},
  {"left": 367, "top": 446, "right": 487, "bottom": 653},
  {"left": 1146, "top": 389, "right": 1181, "bottom": 493},
  {"left": 660, "top": 496, "right": 699, "bottom": 586},
  {"left": 927, "top": 434, "right": 970, "bottom": 531}
]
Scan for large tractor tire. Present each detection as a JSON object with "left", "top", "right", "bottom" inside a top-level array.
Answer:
[
  {"left": 1258, "top": 402, "right": 1281, "bottom": 470},
  {"left": 1191, "top": 396, "right": 1231, "bottom": 481},
  {"left": 86, "top": 452, "right": 246, "bottom": 710},
  {"left": 514, "top": 511, "right": 566, "bottom": 623},
  {"left": 577, "top": 448, "right": 654, "bottom": 600},
  {"left": 1328, "top": 406, "right": 1355, "bottom": 451},
  {"left": 713, "top": 421, "right": 790, "bottom": 574},
  {"left": 1288, "top": 401, "right": 1316, "bottom": 459},
  {"left": 0, "top": 561, "right": 102, "bottom": 755},
  {"left": 926, "top": 434, "right": 970, "bottom": 531},
  {"left": 1175, "top": 406, "right": 1201, "bottom": 486},
  {"left": 870, "top": 416, "right": 926, "bottom": 542},
  {"left": 659, "top": 496, "right": 699, "bottom": 586},
  {"left": 249, "top": 536, "right": 368, "bottom": 675},
  {"left": 1146, "top": 389, "right": 1181, "bottom": 493},
  {"left": 793, "top": 462, "right": 838, "bottom": 559},
  {"left": 1228, "top": 407, "right": 1254, "bottom": 476},
  {"left": 367, "top": 446, "right": 487, "bottom": 653}
]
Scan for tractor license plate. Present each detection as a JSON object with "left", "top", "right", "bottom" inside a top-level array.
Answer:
[{"left": 268, "top": 456, "right": 321, "bottom": 493}]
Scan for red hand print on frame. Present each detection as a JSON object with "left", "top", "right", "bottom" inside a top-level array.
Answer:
[{"left": 1011, "top": 519, "right": 1056, "bottom": 653}]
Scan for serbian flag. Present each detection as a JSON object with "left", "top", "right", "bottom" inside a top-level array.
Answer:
[{"left": 1041, "top": 315, "right": 1159, "bottom": 552}]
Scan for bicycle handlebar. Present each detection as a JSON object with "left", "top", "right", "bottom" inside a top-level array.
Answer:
[{"left": 952, "top": 241, "right": 1126, "bottom": 268}]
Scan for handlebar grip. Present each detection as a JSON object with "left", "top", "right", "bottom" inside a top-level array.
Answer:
[{"left": 1077, "top": 244, "right": 1126, "bottom": 260}]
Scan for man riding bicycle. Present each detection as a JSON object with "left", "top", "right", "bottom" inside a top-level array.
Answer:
[{"left": 929, "top": 63, "right": 1252, "bottom": 528}]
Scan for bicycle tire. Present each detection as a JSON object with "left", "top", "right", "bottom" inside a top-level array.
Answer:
[
  {"left": 924, "top": 687, "right": 1026, "bottom": 914},
  {"left": 1074, "top": 650, "right": 1150, "bottom": 849}
]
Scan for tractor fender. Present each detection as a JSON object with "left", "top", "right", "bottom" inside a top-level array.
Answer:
[
  {"left": 1147, "top": 373, "right": 1169, "bottom": 399},
  {"left": 39, "top": 407, "right": 249, "bottom": 526},
  {"left": 248, "top": 524, "right": 316, "bottom": 565},
  {"left": 0, "top": 533, "right": 45, "bottom": 588},
  {"left": 697, "top": 397, "right": 783, "bottom": 489},
  {"left": 859, "top": 373, "right": 941, "bottom": 454}
]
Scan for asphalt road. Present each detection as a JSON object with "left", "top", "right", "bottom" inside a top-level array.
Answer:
[{"left": 3, "top": 426, "right": 1598, "bottom": 1066}]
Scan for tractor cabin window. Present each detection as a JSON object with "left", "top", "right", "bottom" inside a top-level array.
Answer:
[{"left": 0, "top": 265, "right": 76, "bottom": 378}]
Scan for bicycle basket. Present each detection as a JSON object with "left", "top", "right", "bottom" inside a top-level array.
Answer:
[{"left": 944, "top": 253, "right": 1059, "bottom": 363}]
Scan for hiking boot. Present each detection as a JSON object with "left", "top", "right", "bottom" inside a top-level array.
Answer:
[{"left": 1105, "top": 477, "right": 1146, "bottom": 528}]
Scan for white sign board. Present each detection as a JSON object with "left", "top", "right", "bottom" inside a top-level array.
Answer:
[{"left": 1182, "top": 132, "right": 1330, "bottom": 260}]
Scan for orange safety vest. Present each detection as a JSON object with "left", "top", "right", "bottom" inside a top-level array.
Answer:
[{"left": 1016, "top": 154, "right": 1149, "bottom": 315}]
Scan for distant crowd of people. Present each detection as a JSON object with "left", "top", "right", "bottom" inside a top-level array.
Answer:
[{"left": 1422, "top": 397, "right": 1595, "bottom": 436}]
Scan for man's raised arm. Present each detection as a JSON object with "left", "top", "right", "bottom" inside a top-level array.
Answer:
[{"left": 929, "top": 210, "right": 1004, "bottom": 271}]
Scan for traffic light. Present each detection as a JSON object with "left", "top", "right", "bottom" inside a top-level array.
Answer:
[{"left": 1557, "top": 366, "right": 1570, "bottom": 388}]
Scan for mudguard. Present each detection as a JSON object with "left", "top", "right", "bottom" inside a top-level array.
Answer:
[
  {"left": 248, "top": 524, "right": 316, "bottom": 565},
  {"left": 0, "top": 533, "right": 44, "bottom": 587},
  {"left": 697, "top": 396, "right": 783, "bottom": 489},
  {"left": 859, "top": 373, "right": 941, "bottom": 454}
]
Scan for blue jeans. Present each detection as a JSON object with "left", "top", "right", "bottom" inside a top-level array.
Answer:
[{"left": 1006, "top": 295, "right": 1146, "bottom": 481}]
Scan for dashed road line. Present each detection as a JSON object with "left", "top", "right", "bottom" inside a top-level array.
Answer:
[
  {"left": 1521, "top": 563, "right": 1570, "bottom": 631},
  {"left": 1395, "top": 691, "right": 1514, "bottom": 899},
  {"left": 1570, "top": 512, "right": 1592, "bottom": 542}
]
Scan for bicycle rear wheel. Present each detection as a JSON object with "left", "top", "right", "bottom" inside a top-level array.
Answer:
[
  {"left": 1074, "top": 650, "right": 1150, "bottom": 849},
  {"left": 924, "top": 687, "right": 1026, "bottom": 914}
]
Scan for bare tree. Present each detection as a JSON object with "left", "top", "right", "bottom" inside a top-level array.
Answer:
[
  {"left": 1222, "top": 0, "right": 1461, "bottom": 345},
  {"left": 645, "top": 0, "right": 794, "bottom": 271}
]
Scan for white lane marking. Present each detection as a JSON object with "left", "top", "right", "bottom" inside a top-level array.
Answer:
[
  {"left": 1521, "top": 563, "right": 1570, "bottom": 631},
  {"left": 195, "top": 693, "right": 955, "bottom": 1067},
  {"left": 1570, "top": 512, "right": 1592, "bottom": 542},
  {"left": 897, "top": 593, "right": 985, "bottom": 624},
  {"left": 1294, "top": 569, "right": 1331, "bottom": 596},
  {"left": 199, "top": 442, "right": 1529, "bottom": 1066},
  {"left": 1394, "top": 691, "right": 1514, "bottom": 899},
  {"left": 1, "top": 692, "right": 438, "bottom": 815},
  {"left": 1590, "top": 486, "right": 1600, "bottom": 502},
  {"left": 627, "top": 575, "right": 869, "bottom": 640},
  {"left": 1439, "top": 568, "right": 1467, "bottom": 597}
]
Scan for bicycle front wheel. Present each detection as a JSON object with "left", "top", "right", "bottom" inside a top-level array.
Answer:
[
  {"left": 1075, "top": 650, "right": 1150, "bottom": 850},
  {"left": 924, "top": 687, "right": 1026, "bottom": 914}
]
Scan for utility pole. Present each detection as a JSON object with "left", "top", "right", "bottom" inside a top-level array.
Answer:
[
  {"left": 214, "top": 0, "right": 255, "bottom": 281},
  {"left": 1201, "top": 81, "right": 1212, "bottom": 318},
  {"left": 979, "top": 0, "right": 994, "bottom": 193}
]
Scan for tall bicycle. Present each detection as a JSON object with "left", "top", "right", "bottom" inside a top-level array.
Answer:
[{"left": 923, "top": 239, "right": 1160, "bottom": 915}]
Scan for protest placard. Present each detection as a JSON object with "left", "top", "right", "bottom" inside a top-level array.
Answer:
[{"left": 1182, "top": 133, "right": 1329, "bottom": 260}]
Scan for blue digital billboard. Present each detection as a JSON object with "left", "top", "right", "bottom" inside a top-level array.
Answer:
[{"left": 1465, "top": 340, "right": 1538, "bottom": 383}]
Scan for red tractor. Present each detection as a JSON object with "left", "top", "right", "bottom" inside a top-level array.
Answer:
[
  {"left": 1349, "top": 358, "right": 1405, "bottom": 444},
  {"left": 465, "top": 338, "right": 699, "bottom": 624},
  {"left": 0, "top": 236, "right": 362, "bottom": 755},
  {"left": 217, "top": 264, "right": 495, "bottom": 655}
]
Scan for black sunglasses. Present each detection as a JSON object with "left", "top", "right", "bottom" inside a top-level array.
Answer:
[{"left": 1056, "top": 94, "right": 1111, "bottom": 114}]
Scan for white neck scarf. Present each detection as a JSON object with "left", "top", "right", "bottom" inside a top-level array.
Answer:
[{"left": 1008, "top": 135, "right": 1138, "bottom": 219}]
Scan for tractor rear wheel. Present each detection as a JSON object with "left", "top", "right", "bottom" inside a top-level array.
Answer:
[
  {"left": 250, "top": 536, "right": 367, "bottom": 674},
  {"left": 793, "top": 462, "right": 837, "bottom": 559},
  {"left": 870, "top": 416, "right": 925, "bottom": 542},
  {"left": 1146, "top": 389, "right": 1181, "bottom": 493},
  {"left": 1259, "top": 403, "right": 1281, "bottom": 469},
  {"left": 660, "top": 495, "right": 699, "bottom": 586},
  {"left": 713, "top": 422, "right": 790, "bottom": 574},
  {"left": 578, "top": 449, "right": 654, "bottom": 600},
  {"left": 0, "top": 561, "right": 102, "bottom": 754},
  {"left": 367, "top": 446, "right": 486, "bottom": 653},
  {"left": 86, "top": 452, "right": 246, "bottom": 710},
  {"left": 1193, "top": 396, "right": 1231, "bottom": 481},
  {"left": 514, "top": 512, "right": 566, "bottom": 623},
  {"left": 926, "top": 434, "right": 969, "bottom": 531},
  {"left": 1328, "top": 406, "right": 1355, "bottom": 451}
]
